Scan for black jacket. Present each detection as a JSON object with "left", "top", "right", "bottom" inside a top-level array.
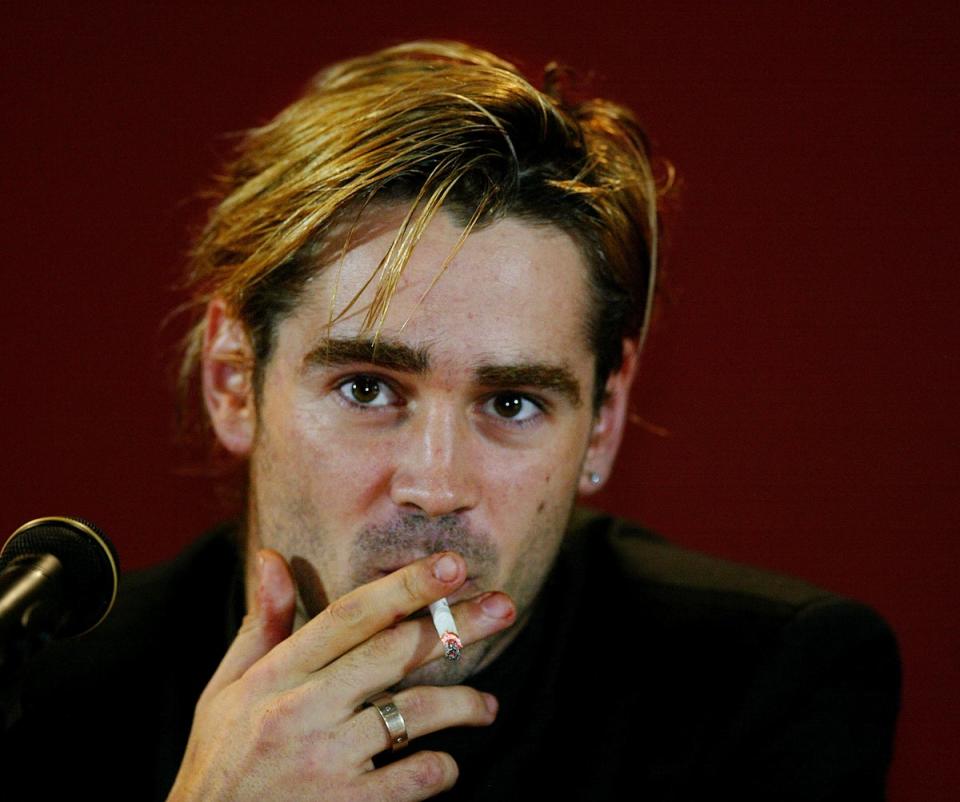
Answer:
[{"left": 1, "top": 510, "right": 900, "bottom": 800}]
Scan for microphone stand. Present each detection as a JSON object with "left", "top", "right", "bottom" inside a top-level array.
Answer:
[{"left": 0, "top": 554, "right": 67, "bottom": 733}]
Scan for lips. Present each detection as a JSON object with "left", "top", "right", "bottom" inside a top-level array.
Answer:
[
  {"left": 444, "top": 578, "right": 480, "bottom": 604},
  {"left": 350, "top": 515, "right": 498, "bottom": 598},
  {"left": 376, "top": 564, "right": 416, "bottom": 576},
  {"left": 374, "top": 553, "right": 429, "bottom": 576},
  {"left": 376, "top": 563, "right": 477, "bottom": 582},
  {"left": 375, "top": 565, "right": 480, "bottom": 603}
]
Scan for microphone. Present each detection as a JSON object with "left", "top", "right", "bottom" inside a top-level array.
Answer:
[{"left": 0, "top": 517, "right": 119, "bottom": 650}]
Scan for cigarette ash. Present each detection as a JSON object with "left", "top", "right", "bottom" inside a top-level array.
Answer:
[{"left": 441, "top": 631, "right": 462, "bottom": 661}]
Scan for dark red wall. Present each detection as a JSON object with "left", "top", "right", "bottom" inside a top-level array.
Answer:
[{"left": 2, "top": 3, "right": 957, "bottom": 798}]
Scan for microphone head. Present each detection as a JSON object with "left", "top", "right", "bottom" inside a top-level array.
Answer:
[{"left": 0, "top": 517, "right": 120, "bottom": 637}]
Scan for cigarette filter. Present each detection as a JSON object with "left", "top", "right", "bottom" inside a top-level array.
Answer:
[{"left": 428, "top": 597, "right": 462, "bottom": 661}]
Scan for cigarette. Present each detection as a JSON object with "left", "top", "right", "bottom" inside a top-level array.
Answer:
[{"left": 428, "top": 597, "right": 462, "bottom": 661}]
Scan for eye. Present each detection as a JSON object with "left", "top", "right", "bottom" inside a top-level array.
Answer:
[
  {"left": 484, "top": 392, "right": 543, "bottom": 423},
  {"left": 336, "top": 375, "right": 397, "bottom": 408}
]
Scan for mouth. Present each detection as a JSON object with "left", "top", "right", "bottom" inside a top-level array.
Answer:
[
  {"left": 376, "top": 558, "right": 475, "bottom": 579},
  {"left": 376, "top": 564, "right": 416, "bottom": 577},
  {"left": 442, "top": 577, "right": 480, "bottom": 604},
  {"left": 376, "top": 566, "right": 480, "bottom": 604},
  {"left": 351, "top": 514, "right": 498, "bottom": 603}
]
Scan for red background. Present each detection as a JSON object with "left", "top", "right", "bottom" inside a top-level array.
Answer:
[{"left": 2, "top": 2, "right": 957, "bottom": 797}]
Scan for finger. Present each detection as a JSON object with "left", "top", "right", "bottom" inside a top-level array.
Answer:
[
  {"left": 284, "top": 591, "right": 514, "bottom": 724},
  {"left": 340, "top": 591, "right": 515, "bottom": 700},
  {"left": 201, "top": 549, "right": 296, "bottom": 700},
  {"left": 267, "top": 551, "right": 468, "bottom": 680},
  {"left": 353, "top": 685, "right": 498, "bottom": 757},
  {"left": 352, "top": 751, "right": 459, "bottom": 802}
]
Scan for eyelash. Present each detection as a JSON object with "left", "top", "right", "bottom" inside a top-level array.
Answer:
[
  {"left": 334, "top": 374, "right": 401, "bottom": 410},
  {"left": 333, "top": 374, "right": 547, "bottom": 427},
  {"left": 480, "top": 393, "right": 545, "bottom": 427}
]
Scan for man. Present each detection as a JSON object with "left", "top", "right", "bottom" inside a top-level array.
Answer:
[{"left": 4, "top": 41, "right": 898, "bottom": 800}]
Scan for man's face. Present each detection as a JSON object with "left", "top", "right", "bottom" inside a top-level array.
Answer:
[{"left": 241, "top": 209, "right": 604, "bottom": 685}]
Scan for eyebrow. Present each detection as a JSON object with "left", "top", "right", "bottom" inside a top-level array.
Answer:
[
  {"left": 303, "top": 337, "right": 582, "bottom": 407},
  {"left": 303, "top": 337, "right": 431, "bottom": 374},
  {"left": 475, "top": 363, "right": 582, "bottom": 408}
]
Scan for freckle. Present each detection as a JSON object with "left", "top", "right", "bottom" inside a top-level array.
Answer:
[
  {"left": 537, "top": 501, "right": 545, "bottom": 513},
  {"left": 544, "top": 474, "right": 551, "bottom": 483}
]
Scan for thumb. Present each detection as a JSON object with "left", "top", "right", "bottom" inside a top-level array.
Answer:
[{"left": 201, "top": 549, "right": 296, "bottom": 699}]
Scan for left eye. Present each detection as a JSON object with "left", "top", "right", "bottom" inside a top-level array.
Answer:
[
  {"left": 337, "top": 375, "right": 396, "bottom": 407},
  {"left": 484, "top": 392, "right": 542, "bottom": 422}
]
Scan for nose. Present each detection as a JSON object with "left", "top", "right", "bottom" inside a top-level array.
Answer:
[{"left": 389, "top": 400, "right": 479, "bottom": 517}]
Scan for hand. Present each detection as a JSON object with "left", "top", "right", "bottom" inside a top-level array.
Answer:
[{"left": 166, "top": 549, "right": 516, "bottom": 802}]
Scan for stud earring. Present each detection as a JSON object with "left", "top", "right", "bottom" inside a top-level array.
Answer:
[{"left": 588, "top": 471, "right": 601, "bottom": 485}]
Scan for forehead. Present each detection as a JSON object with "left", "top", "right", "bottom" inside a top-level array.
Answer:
[{"left": 284, "top": 208, "right": 594, "bottom": 368}]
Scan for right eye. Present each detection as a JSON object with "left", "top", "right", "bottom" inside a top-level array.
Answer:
[{"left": 336, "top": 375, "right": 397, "bottom": 408}]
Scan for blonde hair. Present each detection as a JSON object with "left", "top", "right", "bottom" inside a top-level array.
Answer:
[{"left": 181, "top": 40, "right": 668, "bottom": 416}]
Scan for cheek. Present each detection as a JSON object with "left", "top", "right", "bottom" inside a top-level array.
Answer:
[
  {"left": 484, "top": 440, "right": 584, "bottom": 523},
  {"left": 255, "top": 390, "right": 396, "bottom": 523},
  {"left": 302, "top": 421, "right": 398, "bottom": 510},
  {"left": 494, "top": 467, "right": 580, "bottom": 615}
]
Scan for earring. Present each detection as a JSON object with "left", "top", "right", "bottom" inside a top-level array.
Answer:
[{"left": 588, "top": 471, "right": 602, "bottom": 485}]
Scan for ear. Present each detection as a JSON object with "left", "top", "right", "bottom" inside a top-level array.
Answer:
[
  {"left": 579, "top": 338, "right": 640, "bottom": 495},
  {"left": 202, "top": 298, "right": 255, "bottom": 456}
]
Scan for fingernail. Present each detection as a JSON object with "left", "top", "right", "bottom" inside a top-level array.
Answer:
[
  {"left": 480, "top": 593, "right": 512, "bottom": 619},
  {"left": 482, "top": 692, "right": 499, "bottom": 716},
  {"left": 432, "top": 554, "right": 459, "bottom": 582}
]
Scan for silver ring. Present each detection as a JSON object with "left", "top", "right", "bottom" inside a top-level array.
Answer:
[{"left": 367, "top": 692, "right": 409, "bottom": 751}]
